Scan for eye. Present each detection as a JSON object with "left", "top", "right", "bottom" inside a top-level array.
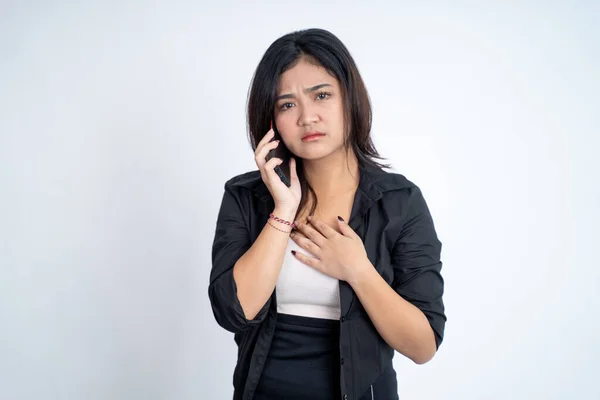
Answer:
[
  {"left": 279, "top": 102, "right": 294, "bottom": 111},
  {"left": 316, "top": 91, "right": 331, "bottom": 100}
]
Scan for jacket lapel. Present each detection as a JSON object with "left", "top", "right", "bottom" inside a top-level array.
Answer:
[{"left": 340, "top": 163, "right": 383, "bottom": 317}]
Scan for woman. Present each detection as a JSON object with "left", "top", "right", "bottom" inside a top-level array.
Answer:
[{"left": 209, "top": 28, "right": 446, "bottom": 400}]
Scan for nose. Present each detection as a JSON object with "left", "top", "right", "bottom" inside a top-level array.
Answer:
[{"left": 297, "top": 102, "right": 319, "bottom": 127}]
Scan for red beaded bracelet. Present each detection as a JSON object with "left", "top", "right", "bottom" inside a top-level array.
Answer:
[
  {"left": 269, "top": 213, "right": 297, "bottom": 229},
  {"left": 267, "top": 220, "right": 292, "bottom": 233}
]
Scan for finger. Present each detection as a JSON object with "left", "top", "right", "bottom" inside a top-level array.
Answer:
[
  {"left": 306, "top": 216, "right": 337, "bottom": 239},
  {"left": 336, "top": 216, "right": 358, "bottom": 238},
  {"left": 291, "top": 226, "right": 307, "bottom": 237},
  {"left": 256, "top": 128, "right": 275, "bottom": 149},
  {"left": 256, "top": 132, "right": 277, "bottom": 156},
  {"left": 290, "top": 231, "right": 321, "bottom": 255},
  {"left": 255, "top": 140, "right": 280, "bottom": 168},
  {"left": 263, "top": 156, "right": 283, "bottom": 173},
  {"left": 295, "top": 219, "right": 326, "bottom": 247},
  {"left": 291, "top": 249, "right": 322, "bottom": 271},
  {"left": 256, "top": 133, "right": 275, "bottom": 160},
  {"left": 255, "top": 131, "right": 276, "bottom": 162},
  {"left": 263, "top": 157, "right": 286, "bottom": 183},
  {"left": 289, "top": 157, "right": 299, "bottom": 181}
]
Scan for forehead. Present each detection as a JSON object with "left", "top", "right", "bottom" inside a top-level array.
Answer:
[{"left": 277, "top": 59, "right": 339, "bottom": 92}]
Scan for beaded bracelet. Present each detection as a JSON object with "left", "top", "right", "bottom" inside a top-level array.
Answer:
[
  {"left": 267, "top": 220, "right": 292, "bottom": 233},
  {"left": 269, "top": 213, "right": 297, "bottom": 229}
]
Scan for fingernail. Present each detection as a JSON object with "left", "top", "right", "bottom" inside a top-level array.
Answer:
[
  {"left": 291, "top": 250, "right": 296, "bottom": 256},
  {"left": 270, "top": 121, "right": 273, "bottom": 130},
  {"left": 337, "top": 216, "right": 345, "bottom": 222}
]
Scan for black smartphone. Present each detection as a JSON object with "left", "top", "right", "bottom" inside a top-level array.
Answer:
[{"left": 266, "top": 119, "right": 292, "bottom": 187}]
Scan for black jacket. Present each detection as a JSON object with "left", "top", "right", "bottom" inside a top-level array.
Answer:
[{"left": 209, "top": 163, "right": 446, "bottom": 400}]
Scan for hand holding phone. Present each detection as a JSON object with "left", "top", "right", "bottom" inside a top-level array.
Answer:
[
  {"left": 254, "top": 121, "right": 301, "bottom": 211},
  {"left": 265, "top": 120, "right": 292, "bottom": 187}
]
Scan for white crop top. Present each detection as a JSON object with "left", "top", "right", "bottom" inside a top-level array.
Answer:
[{"left": 275, "top": 238, "right": 341, "bottom": 320}]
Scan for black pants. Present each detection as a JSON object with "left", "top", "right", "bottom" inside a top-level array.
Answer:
[{"left": 253, "top": 313, "right": 398, "bottom": 400}]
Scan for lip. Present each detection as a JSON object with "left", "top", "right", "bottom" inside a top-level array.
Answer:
[{"left": 301, "top": 131, "right": 326, "bottom": 142}]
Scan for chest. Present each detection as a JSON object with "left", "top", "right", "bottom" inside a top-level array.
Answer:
[
  {"left": 251, "top": 191, "right": 399, "bottom": 285},
  {"left": 295, "top": 193, "right": 356, "bottom": 227}
]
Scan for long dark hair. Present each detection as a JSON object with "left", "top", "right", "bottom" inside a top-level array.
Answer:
[{"left": 246, "top": 28, "right": 389, "bottom": 217}]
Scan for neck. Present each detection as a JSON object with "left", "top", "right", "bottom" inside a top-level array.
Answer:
[{"left": 302, "top": 147, "right": 360, "bottom": 200}]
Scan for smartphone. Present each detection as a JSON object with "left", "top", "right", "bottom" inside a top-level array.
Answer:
[{"left": 266, "top": 119, "right": 292, "bottom": 187}]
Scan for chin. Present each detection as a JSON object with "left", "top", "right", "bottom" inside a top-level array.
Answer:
[
  {"left": 295, "top": 147, "right": 343, "bottom": 162},
  {"left": 292, "top": 146, "right": 328, "bottom": 159}
]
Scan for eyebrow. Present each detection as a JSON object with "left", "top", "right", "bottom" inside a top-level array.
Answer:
[{"left": 275, "top": 83, "right": 333, "bottom": 101}]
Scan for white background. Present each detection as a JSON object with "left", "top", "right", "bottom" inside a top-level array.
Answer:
[{"left": 1, "top": 1, "right": 598, "bottom": 399}]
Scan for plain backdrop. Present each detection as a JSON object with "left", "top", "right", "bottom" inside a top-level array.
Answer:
[{"left": 1, "top": 1, "right": 598, "bottom": 399}]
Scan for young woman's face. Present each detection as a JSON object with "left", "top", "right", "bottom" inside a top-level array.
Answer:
[{"left": 273, "top": 58, "right": 345, "bottom": 161}]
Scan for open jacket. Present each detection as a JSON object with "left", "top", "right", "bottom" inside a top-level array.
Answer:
[{"left": 209, "top": 162, "right": 446, "bottom": 400}]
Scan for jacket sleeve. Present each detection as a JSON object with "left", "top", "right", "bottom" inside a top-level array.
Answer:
[
  {"left": 391, "top": 186, "right": 446, "bottom": 349},
  {"left": 208, "top": 181, "right": 271, "bottom": 334}
]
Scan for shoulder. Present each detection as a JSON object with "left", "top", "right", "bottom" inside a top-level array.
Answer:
[
  {"left": 224, "top": 170, "right": 262, "bottom": 191},
  {"left": 377, "top": 171, "right": 417, "bottom": 193},
  {"left": 363, "top": 164, "right": 419, "bottom": 196},
  {"left": 365, "top": 166, "right": 431, "bottom": 217},
  {"left": 222, "top": 169, "right": 271, "bottom": 203}
]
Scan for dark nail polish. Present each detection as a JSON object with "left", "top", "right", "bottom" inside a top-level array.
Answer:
[
  {"left": 291, "top": 250, "right": 296, "bottom": 256},
  {"left": 337, "top": 216, "right": 345, "bottom": 222}
]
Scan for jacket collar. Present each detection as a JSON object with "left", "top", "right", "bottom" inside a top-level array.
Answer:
[{"left": 231, "top": 161, "right": 412, "bottom": 205}]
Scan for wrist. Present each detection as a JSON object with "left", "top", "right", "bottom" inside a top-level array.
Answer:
[
  {"left": 347, "top": 258, "right": 377, "bottom": 288},
  {"left": 272, "top": 206, "right": 297, "bottom": 222}
]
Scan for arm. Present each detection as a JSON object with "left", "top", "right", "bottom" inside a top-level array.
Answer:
[
  {"left": 210, "top": 127, "right": 302, "bottom": 333},
  {"left": 232, "top": 203, "right": 296, "bottom": 321},
  {"left": 349, "top": 186, "right": 445, "bottom": 364},
  {"left": 208, "top": 182, "right": 296, "bottom": 333}
]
